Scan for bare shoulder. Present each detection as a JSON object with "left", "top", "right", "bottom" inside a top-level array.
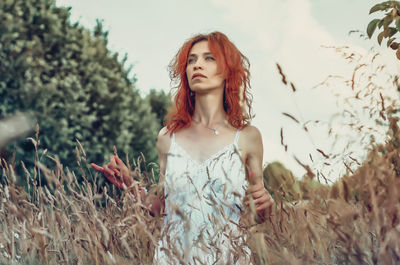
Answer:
[
  {"left": 157, "top": 126, "right": 171, "bottom": 155},
  {"left": 239, "top": 125, "right": 263, "bottom": 160},
  {"left": 241, "top": 125, "right": 262, "bottom": 143}
]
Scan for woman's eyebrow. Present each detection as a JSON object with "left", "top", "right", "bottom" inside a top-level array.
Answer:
[{"left": 188, "top": 52, "right": 214, "bottom": 57}]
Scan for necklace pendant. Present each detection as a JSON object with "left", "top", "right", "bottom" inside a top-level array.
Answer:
[{"left": 214, "top": 130, "right": 219, "bottom": 135}]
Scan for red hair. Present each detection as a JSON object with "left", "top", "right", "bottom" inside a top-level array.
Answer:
[{"left": 165, "top": 31, "right": 253, "bottom": 135}]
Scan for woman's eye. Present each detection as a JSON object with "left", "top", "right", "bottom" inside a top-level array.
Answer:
[
  {"left": 206, "top": 56, "right": 215, "bottom": 61},
  {"left": 188, "top": 58, "right": 195, "bottom": 64}
]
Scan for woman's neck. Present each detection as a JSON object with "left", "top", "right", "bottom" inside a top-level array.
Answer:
[{"left": 192, "top": 92, "right": 226, "bottom": 126}]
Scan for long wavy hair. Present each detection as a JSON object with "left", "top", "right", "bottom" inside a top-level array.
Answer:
[{"left": 165, "top": 32, "right": 253, "bottom": 135}]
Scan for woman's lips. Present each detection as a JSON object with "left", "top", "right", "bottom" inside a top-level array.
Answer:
[{"left": 192, "top": 74, "right": 206, "bottom": 79}]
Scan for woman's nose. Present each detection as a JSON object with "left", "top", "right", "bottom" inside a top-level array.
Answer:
[{"left": 193, "top": 60, "right": 204, "bottom": 70}]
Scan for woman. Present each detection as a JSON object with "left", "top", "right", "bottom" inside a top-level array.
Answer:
[{"left": 91, "top": 32, "right": 273, "bottom": 264}]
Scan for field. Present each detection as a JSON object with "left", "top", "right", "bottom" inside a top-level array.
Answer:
[{"left": 1, "top": 50, "right": 400, "bottom": 265}]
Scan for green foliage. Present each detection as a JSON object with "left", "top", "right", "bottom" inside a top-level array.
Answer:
[
  {"left": 367, "top": 19, "right": 381, "bottom": 39},
  {"left": 367, "top": 1, "right": 400, "bottom": 59},
  {"left": 145, "top": 89, "right": 172, "bottom": 128},
  {"left": 263, "top": 161, "right": 331, "bottom": 203},
  {"left": 263, "top": 161, "right": 302, "bottom": 202},
  {"left": 0, "top": 0, "right": 160, "bottom": 181},
  {"left": 369, "top": 1, "right": 400, "bottom": 14}
]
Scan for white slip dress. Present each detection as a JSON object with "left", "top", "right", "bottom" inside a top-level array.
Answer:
[{"left": 153, "top": 129, "right": 253, "bottom": 265}]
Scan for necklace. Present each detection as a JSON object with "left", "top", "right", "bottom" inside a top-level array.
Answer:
[{"left": 192, "top": 118, "right": 226, "bottom": 135}]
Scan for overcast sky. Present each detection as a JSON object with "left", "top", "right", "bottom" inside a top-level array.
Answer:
[{"left": 56, "top": 0, "right": 400, "bottom": 181}]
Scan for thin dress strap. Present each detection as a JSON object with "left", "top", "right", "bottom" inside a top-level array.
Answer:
[
  {"left": 233, "top": 129, "right": 241, "bottom": 146},
  {"left": 171, "top": 132, "right": 175, "bottom": 143}
]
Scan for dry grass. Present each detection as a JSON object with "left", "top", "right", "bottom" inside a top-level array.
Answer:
[
  {"left": 3, "top": 129, "right": 399, "bottom": 265},
  {"left": 1, "top": 49, "right": 400, "bottom": 265},
  {"left": 0, "top": 137, "right": 162, "bottom": 265}
]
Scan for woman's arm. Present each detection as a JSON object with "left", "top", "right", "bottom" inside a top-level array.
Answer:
[
  {"left": 143, "top": 126, "right": 170, "bottom": 216},
  {"left": 90, "top": 127, "right": 170, "bottom": 217},
  {"left": 242, "top": 126, "right": 274, "bottom": 220}
]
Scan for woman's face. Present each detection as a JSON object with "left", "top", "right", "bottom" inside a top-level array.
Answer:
[{"left": 186, "top": 40, "right": 225, "bottom": 94}]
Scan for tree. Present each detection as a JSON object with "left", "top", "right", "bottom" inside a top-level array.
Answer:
[
  {"left": 145, "top": 89, "right": 172, "bottom": 128},
  {"left": 367, "top": 1, "right": 400, "bottom": 59},
  {"left": 0, "top": 0, "right": 160, "bottom": 183}
]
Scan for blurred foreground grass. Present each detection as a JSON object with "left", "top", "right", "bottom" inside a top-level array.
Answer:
[{"left": 0, "top": 114, "right": 399, "bottom": 265}]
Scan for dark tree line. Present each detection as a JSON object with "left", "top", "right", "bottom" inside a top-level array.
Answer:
[{"left": 0, "top": 0, "right": 171, "bottom": 185}]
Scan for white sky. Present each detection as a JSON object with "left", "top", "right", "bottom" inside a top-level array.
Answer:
[{"left": 56, "top": 0, "right": 400, "bottom": 181}]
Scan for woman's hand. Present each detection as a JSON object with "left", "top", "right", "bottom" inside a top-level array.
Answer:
[
  {"left": 90, "top": 155, "right": 146, "bottom": 200},
  {"left": 245, "top": 171, "right": 274, "bottom": 216},
  {"left": 91, "top": 155, "right": 165, "bottom": 217}
]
